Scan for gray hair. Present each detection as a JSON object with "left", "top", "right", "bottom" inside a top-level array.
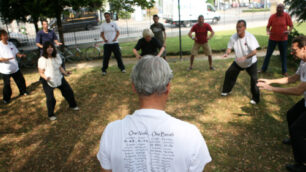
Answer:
[
  {"left": 131, "top": 55, "right": 173, "bottom": 96},
  {"left": 142, "top": 29, "right": 154, "bottom": 38}
]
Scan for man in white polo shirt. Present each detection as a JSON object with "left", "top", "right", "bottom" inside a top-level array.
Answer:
[
  {"left": 0, "top": 30, "right": 27, "bottom": 104},
  {"left": 97, "top": 55, "right": 211, "bottom": 172},
  {"left": 221, "top": 20, "right": 260, "bottom": 105},
  {"left": 100, "top": 12, "right": 125, "bottom": 76},
  {"left": 257, "top": 36, "right": 306, "bottom": 172}
]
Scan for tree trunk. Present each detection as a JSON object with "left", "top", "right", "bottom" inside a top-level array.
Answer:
[
  {"left": 33, "top": 18, "right": 39, "bottom": 33},
  {"left": 55, "top": 0, "right": 65, "bottom": 48}
]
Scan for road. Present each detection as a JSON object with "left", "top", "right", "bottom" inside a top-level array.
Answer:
[{"left": 20, "top": 8, "right": 272, "bottom": 51}]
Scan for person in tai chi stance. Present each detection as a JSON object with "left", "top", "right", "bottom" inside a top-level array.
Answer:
[
  {"left": 97, "top": 55, "right": 211, "bottom": 172},
  {"left": 257, "top": 36, "right": 306, "bottom": 172},
  {"left": 221, "top": 20, "right": 260, "bottom": 105}
]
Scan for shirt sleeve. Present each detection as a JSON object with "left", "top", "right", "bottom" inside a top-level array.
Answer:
[
  {"left": 286, "top": 13, "right": 293, "bottom": 27},
  {"left": 206, "top": 24, "right": 213, "bottom": 32},
  {"left": 188, "top": 126, "right": 212, "bottom": 172},
  {"left": 114, "top": 22, "right": 119, "bottom": 31},
  {"left": 38, "top": 57, "right": 46, "bottom": 70},
  {"left": 135, "top": 39, "right": 142, "bottom": 50},
  {"left": 190, "top": 25, "right": 196, "bottom": 32},
  {"left": 56, "top": 55, "right": 62, "bottom": 65},
  {"left": 153, "top": 38, "right": 162, "bottom": 49},
  {"left": 52, "top": 31, "right": 58, "bottom": 41},
  {"left": 97, "top": 123, "right": 113, "bottom": 170},
  {"left": 267, "top": 15, "right": 273, "bottom": 28},
  {"left": 296, "top": 61, "right": 303, "bottom": 75},
  {"left": 227, "top": 35, "right": 235, "bottom": 49},
  {"left": 36, "top": 31, "right": 41, "bottom": 44},
  {"left": 161, "top": 24, "right": 165, "bottom": 31},
  {"left": 100, "top": 24, "right": 104, "bottom": 33},
  {"left": 248, "top": 34, "right": 260, "bottom": 51},
  {"left": 10, "top": 43, "right": 19, "bottom": 55}
]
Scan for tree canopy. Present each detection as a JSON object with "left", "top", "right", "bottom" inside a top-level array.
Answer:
[{"left": 284, "top": 0, "right": 306, "bottom": 23}]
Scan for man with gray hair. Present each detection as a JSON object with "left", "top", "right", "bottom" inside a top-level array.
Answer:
[
  {"left": 133, "top": 29, "right": 165, "bottom": 59},
  {"left": 97, "top": 55, "right": 211, "bottom": 171}
]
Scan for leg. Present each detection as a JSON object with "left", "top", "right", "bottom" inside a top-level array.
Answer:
[
  {"left": 287, "top": 99, "right": 305, "bottom": 135},
  {"left": 278, "top": 40, "right": 288, "bottom": 74},
  {"left": 41, "top": 78, "right": 56, "bottom": 117},
  {"left": 2, "top": 74, "right": 12, "bottom": 102},
  {"left": 222, "top": 62, "right": 242, "bottom": 93},
  {"left": 112, "top": 43, "right": 125, "bottom": 71},
  {"left": 290, "top": 111, "right": 306, "bottom": 163},
  {"left": 11, "top": 70, "right": 27, "bottom": 95},
  {"left": 102, "top": 44, "right": 112, "bottom": 73},
  {"left": 261, "top": 39, "right": 277, "bottom": 72},
  {"left": 203, "top": 43, "right": 213, "bottom": 68},
  {"left": 190, "top": 43, "right": 200, "bottom": 69},
  {"left": 246, "top": 62, "right": 260, "bottom": 103},
  {"left": 58, "top": 77, "right": 77, "bottom": 108}
]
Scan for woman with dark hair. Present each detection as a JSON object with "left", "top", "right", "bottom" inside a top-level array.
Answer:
[
  {"left": 0, "top": 29, "right": 28, "bottom": 104},
  {"left": 38, "top": 41, "right": 78, "bottom": 121}
]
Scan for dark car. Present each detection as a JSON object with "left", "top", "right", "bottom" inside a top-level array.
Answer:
[{"left": 51, "top": 8, "right": 99, "bottom": 33}]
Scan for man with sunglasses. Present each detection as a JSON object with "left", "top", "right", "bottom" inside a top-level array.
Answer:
[{"left": 257, "top": 36, "right": 306, "bottom": 172}]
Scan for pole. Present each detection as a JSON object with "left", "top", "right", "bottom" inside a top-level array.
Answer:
[{"left": 178, "top": 0, "right": 182, "bottom": 60}]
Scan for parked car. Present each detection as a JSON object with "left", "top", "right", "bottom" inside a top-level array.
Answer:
[
  {"left": 50, "top": 8, "right": 99, "bottom": 33},
  {"left": 8, "top": 32, "right": 29, "bottom": 47}
]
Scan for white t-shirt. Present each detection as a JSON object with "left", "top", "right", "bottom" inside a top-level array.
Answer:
[
  {"left": 97, "top": 109, "right": 211, "bottom": 172},
  {"left": 296, "top": 60, "right": 306, "bottom": 107},
  {"left": 38, "top": 55, "right": 63, "bottom": 88},
  {"left": 100, "top": 21, "right": 119, "bottom": 44},
  {"left": 227, "top": 31, "right": 259, "bottom": 68},
  {"left": 0, "top": 41, "right": 19, "bottom": 74}
]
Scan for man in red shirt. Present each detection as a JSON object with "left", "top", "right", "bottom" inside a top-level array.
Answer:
[
  {"left": 259, "top": 4, "right": 293, "bottom": 76},
  {"left": 188, "top": 15, "right": 215, "bottom": 70}
]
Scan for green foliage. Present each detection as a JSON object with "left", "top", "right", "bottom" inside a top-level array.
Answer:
[
  {"left": 284, "top": 0, "right": 306, "bottom": 23},
  {"left": 242, "top": 9, "right": 270, "bottom": 13},
  {"left": 118, "top": 11, "right": 132, "bottom": 19}
]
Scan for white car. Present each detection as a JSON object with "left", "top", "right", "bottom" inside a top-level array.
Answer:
[{"left": 8, "top": 32, "right": 29, "bottom": 47}]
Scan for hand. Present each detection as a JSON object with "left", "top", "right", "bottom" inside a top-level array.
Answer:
[
  {"left": 257, "top": 78, "right": 271, "bottom": 85},
  {"left": 237, "top": 56, "right": 247, "bottom": 62},
  {"left": 65, "top": 71, "right": 72, "bottom": 76},
  {"left": 113, "top": 38, "right": 117, "bottom": 42},
  {"left": 136, "top": 55, "right": 141, "bottom": 59},
  {"left": 56, "top": 42, "right": 63, "bottom": 46},
  {"left": 105, "top": 40, "right": 108, "bottom": 43},
  {"left": 223, "top": 53, "right": 228, "bottom": 58},
  {"left": 267, "top": 31, "right": 270, "bottom": 35},
  {"left": 163, "top": 43, "right": 166, "bottom": 47},
  {"left": 257, "top": 82, "right": 273, "bottom": 91},
  {"left": 284, "top": 31, "right": 290, "bottom": 34},
  {"left": 45, "top": 77, "right": 51, "bottom": 81},
  {"left": 18, "top": 54, "right": 26, "bottom": 58}
]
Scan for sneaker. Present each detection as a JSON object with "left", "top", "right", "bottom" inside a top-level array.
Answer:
[
  {"left": 121, "top": 70, "right": 126, "bottom": 73},
  {"left": 71, "top": 106, "right": 79, "bottom": 111},
  {"left": 258, "top": 70, "right": 265, "bottom": 73},
  {"left": 21, "top": 92, "right": 28, "bottom": 96},
  {"left": 250, "top": 100, "right": 257, "bottom": 105},
  {"left": 282, "top": 72, "right": 288, "bottom": 77},
  {"left": 3, "top": 100, "right": 9, "bottom": 104},
  {"left": 210, "top": 66, "right": 215, "bottom": 70},
  {"left": 102, "top": 72, "right": 107, "bottom": 76},
  {"left": 221, "top": 92, "right": 229, "bottom": 96},
  {"left": 49, "top": 116, "right": 57, "bottom": 121}
]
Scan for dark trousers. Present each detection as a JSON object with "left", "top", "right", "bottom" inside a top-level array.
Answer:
[
  {"left": 102, "top": 43, "right": 125, "bottom": 72},
  {"left": 222, "top": 61, "right": 260, "bottom": 102},
  {"left": 261, "top": 39, "right": 288, "bottom": 73},
  {"left": 286, "top": 99, "right": 306, "bottom": 163},
  {"left": 41, "top": 77, "right": 77, "bottom": 117},
  {"left": 2, "top": 70, "right": 27, "bottom": 101}
]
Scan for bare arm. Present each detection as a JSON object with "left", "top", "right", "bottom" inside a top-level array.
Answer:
[
  {"left": 16, "top": 53, "right": 26, "bottom": 58},
  {"left": 133, "top": 48, "right": 141, "bottom": 59},
  {"left": 36, "top": 43, "right": 43, "bottom": 49},
  {"left": 266, "top": 26, "right": 271, "bottom": 35},
  {"left": 207, "top": 30, "right": 214, "bottom": 40},
  {"left": 113, "top": 31, "right": 120, "bottom": 42},
  {"left": 258, "top": 82, "right": 306, "bottom": 96},
  {"left": 59, "top": 66, "right": 70, "bottom": 76},
  {"left": 157, "top": 46, "right": 165, "bottom": 57},
  {"left": 188, "top": 30, "right": 194, "bottom": 39},
  {"left": 101, "top": 32, "right": 107, "bottom": 43},
  {"left": 101, "top": 169, "right": 112, "bottom": 172},
  {"left": 223, "top": 48, "right": 232, "bottom": 58},
  {"left": 54, "top": 40, "right": 62, "bottom": 46},
  {"left": 38, "top": 68, "right": 50, "bottom": 81},
  {"left": 0, "top": 57, "right": 14, "bottom": 62},
  {"left": 163, "top": 31, "right": 167, "bottom": 46},
  {"left": 245, "top": 49, "right": 257, "bottom": 59},
  {"left": 258, "top": 74, "right": 300, "bottom": 85}
]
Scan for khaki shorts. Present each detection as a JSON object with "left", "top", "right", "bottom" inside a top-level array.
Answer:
[{"left": 191, "top": 42, "right": 212, "bottom": 56}]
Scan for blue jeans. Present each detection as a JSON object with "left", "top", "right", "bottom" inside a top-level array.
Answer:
[{"left": 261, "top": 39, "right": 288, "bottom": 73}]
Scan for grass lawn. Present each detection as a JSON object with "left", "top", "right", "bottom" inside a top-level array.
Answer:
[
  {"left": 120, "top": 23, "right": 306, "bottom": 57},
  {"left": 0, "top": 55, "right": 302, "bottom": 171}
]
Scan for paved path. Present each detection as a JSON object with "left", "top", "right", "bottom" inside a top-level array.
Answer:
[{"left": 65, "top": 49, "right": 278, "bottom": 70}]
